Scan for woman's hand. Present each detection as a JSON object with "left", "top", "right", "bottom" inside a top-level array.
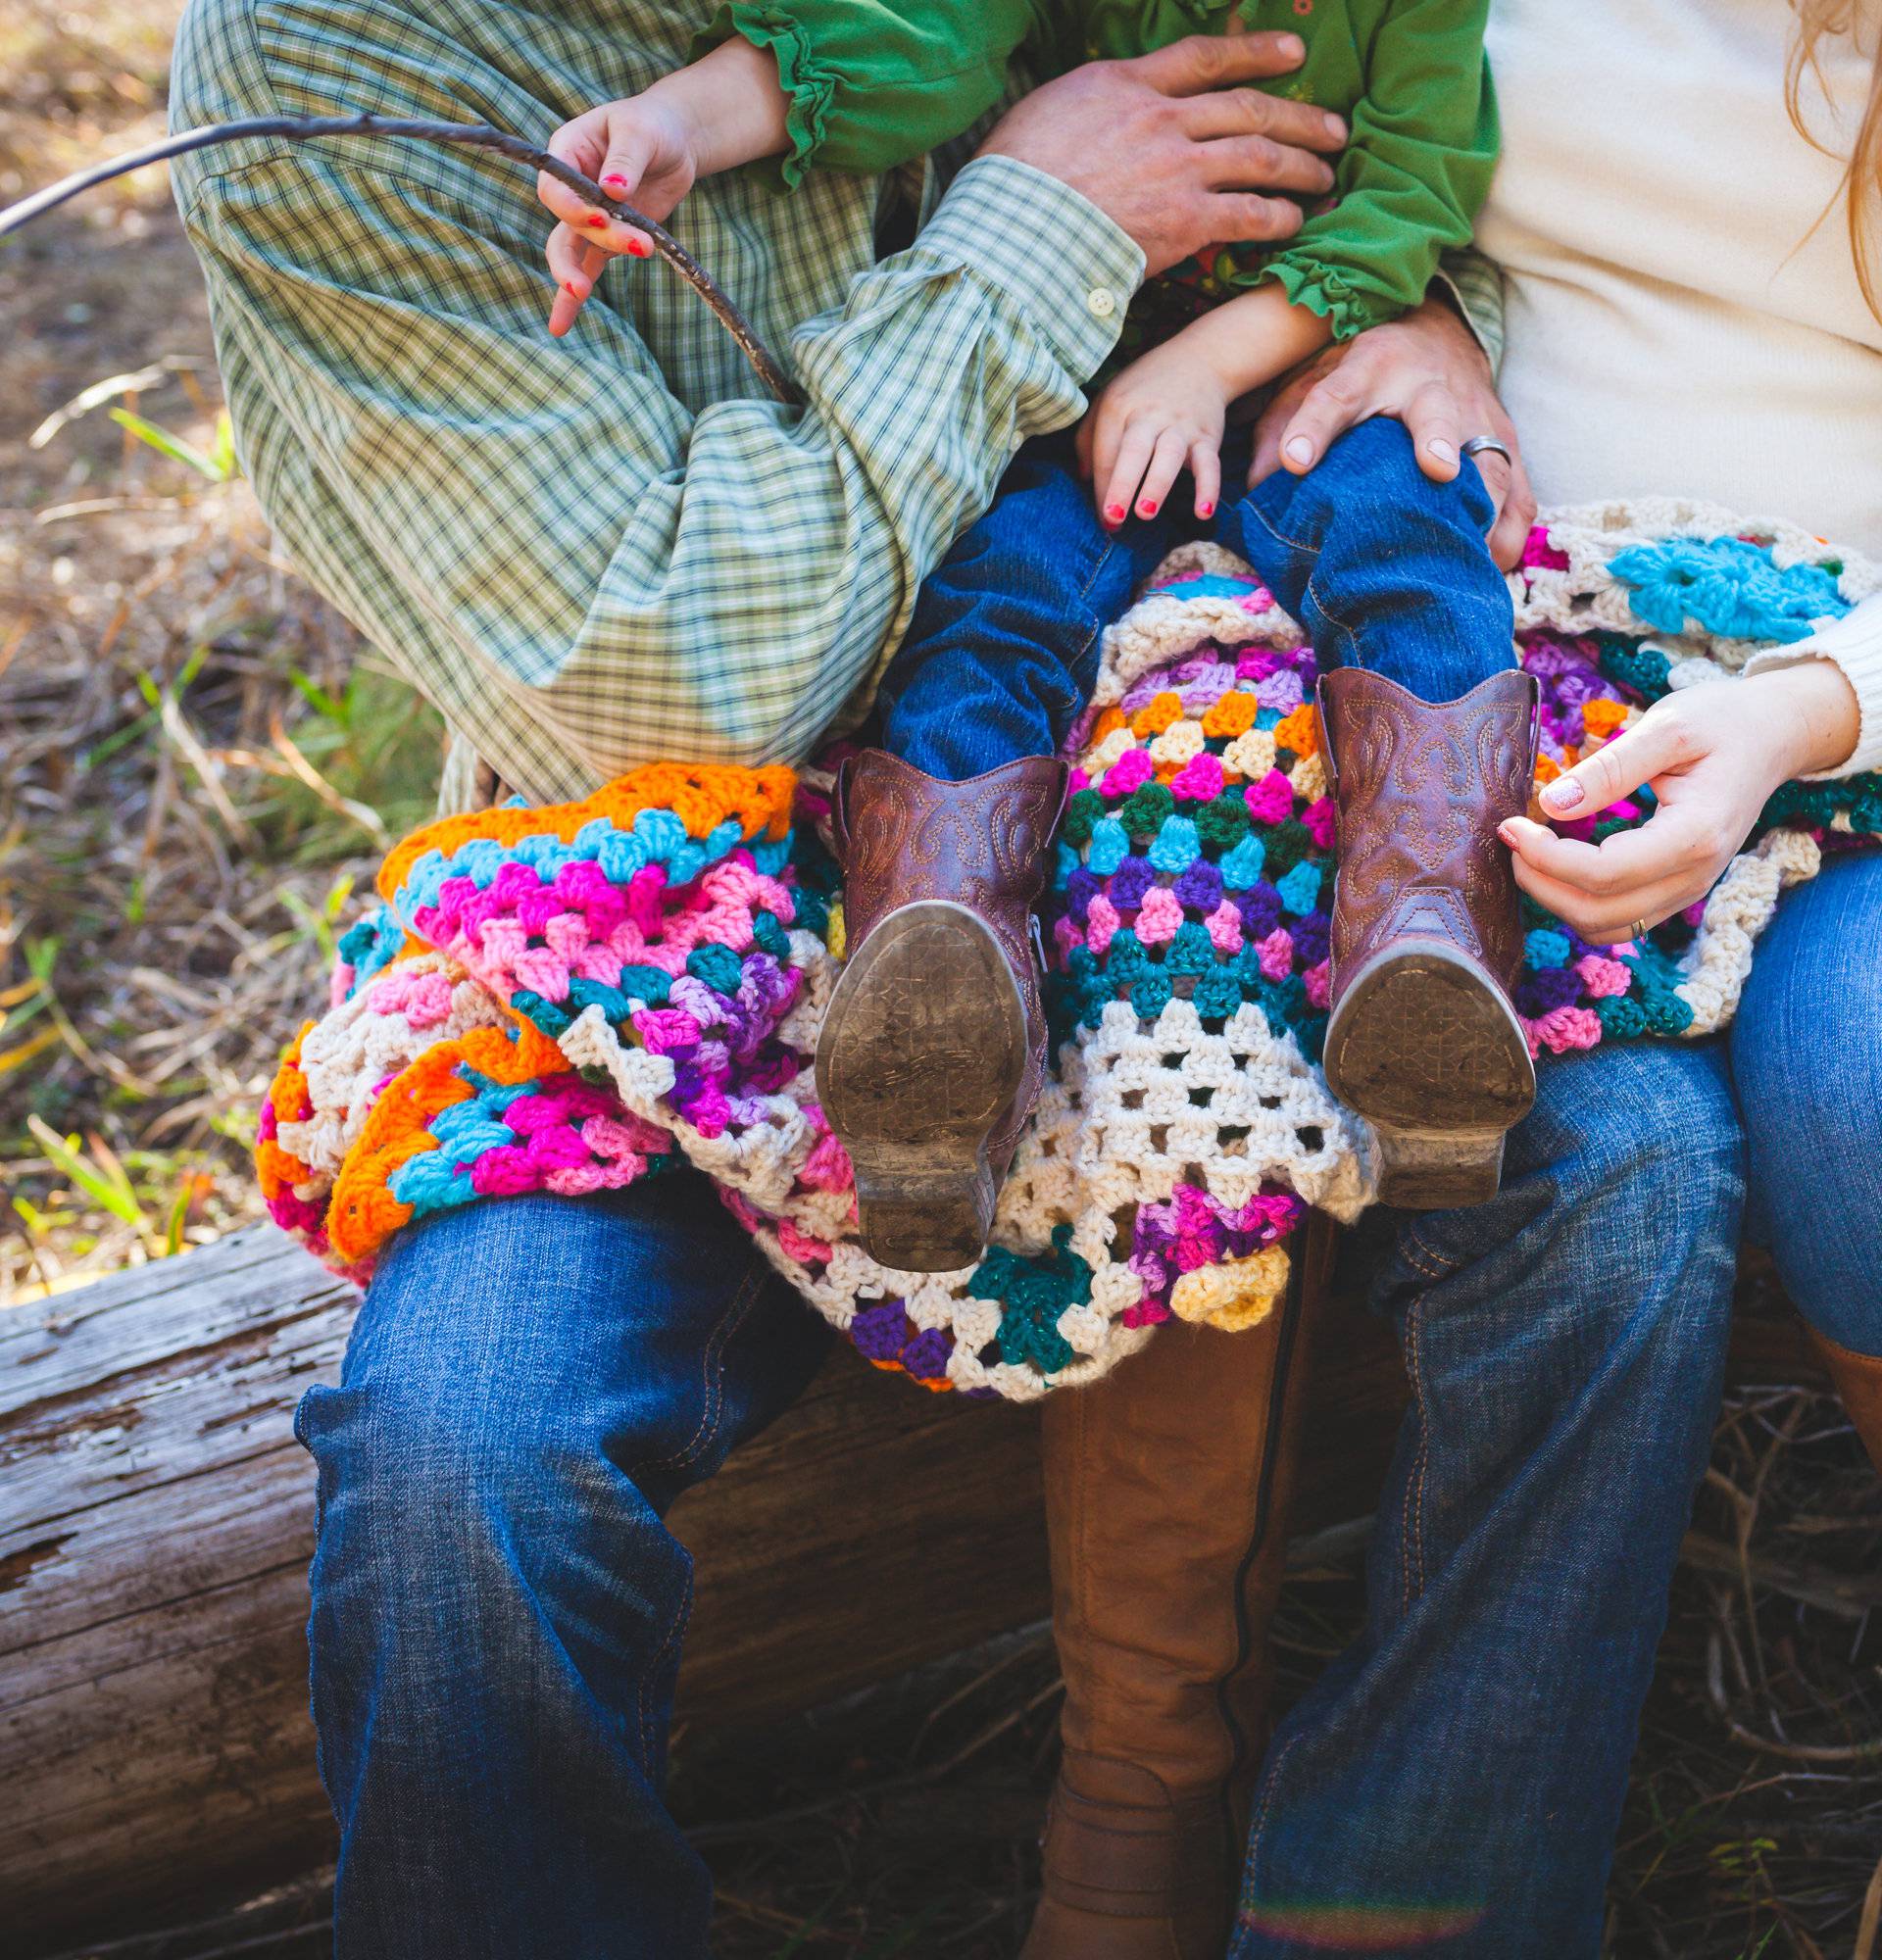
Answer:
[
  {"left": 537, "top": 96, "right": 701, "bottom": 337},
  {"left": 1499, "top": 662, "right": 1861, "bottom": 944},
  {"left": 1076, "top": 339, "right": 1231, "bottom": 525},
  {"left": 1249, "top": 295, "right": 1536, "bottom": 568}
]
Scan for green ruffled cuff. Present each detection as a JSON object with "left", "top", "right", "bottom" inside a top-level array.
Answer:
[
  {"left": 1255, "top": 256, "right": 1398, "bottom": 343},
  {"left": 689, "top": 4, "right": 837, "bottom": 191}
]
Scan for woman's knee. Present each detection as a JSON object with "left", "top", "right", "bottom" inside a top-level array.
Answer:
[
  {"left": 1733, "top": 856, "right": 1882, "bottom": 1350},
  {"left": 1414, "top": 1042, "right": 1746, "bottom": 1358}
]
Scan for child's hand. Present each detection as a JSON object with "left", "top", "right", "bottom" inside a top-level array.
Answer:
[
  {"left": 1075, "top": 339, "right": 1230, "bottom": 527},
  {"left": 536, "top": 97, "right": 702, "bottom": 337}
]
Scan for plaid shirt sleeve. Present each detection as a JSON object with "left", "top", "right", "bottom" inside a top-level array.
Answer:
[{"left": 170, "top": 2, "right": 1141, "bottom": 804}]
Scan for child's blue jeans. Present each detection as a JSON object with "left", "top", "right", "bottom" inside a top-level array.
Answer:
[{"left": 876, "top": 416, "right": 1514, "bottom": 780}]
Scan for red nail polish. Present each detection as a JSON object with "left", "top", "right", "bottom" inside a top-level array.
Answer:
[
  {"left": 1199, "top": 501, "right": 1215, "bottom": 517},
  {"left": 587, "top": 212, "right": 608, "bottom": 227},
  {"left": 601, "top": 173, "right": 629, "bottom": 191},
  {"left": 1105, "top": 504, "right": 1126, "bottom": 522},
  {"left": 1139, "top": 500, "right": 1158, "bottom": 517},
  {"left": 564, "top": 280, "right": 582, "bottom": 296},
  {"left": 628, "top": 237, "right": 651, "bottom": 258}
]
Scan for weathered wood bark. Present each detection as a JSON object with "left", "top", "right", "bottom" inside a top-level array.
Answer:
[{"left": 0, "top": 1225, "right": 1817, "bottom": 1953}]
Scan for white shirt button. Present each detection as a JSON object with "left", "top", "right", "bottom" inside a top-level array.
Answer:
[{"left": 1086, "top": 286, "right": 1117, "bottom": 318}]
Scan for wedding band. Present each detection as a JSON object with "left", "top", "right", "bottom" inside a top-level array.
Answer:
[{"left": 1461, "top": 435, "right": 1511, "bottom": 465}]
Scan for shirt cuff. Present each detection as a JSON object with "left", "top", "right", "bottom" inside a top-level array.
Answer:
[
  {"left": 912, "top": 154, "right": 1145, "bottom": 384},
  {"left": 1740, "top": 591, "right": 1882, "bottom": 779},
  {"left": 1433, "top": 249, "right": 1505, "bottom": 376}
]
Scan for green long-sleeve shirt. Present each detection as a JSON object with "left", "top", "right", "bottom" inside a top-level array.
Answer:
[{"left": 702, "top": 0, "right": 1499, "bottom": 341}]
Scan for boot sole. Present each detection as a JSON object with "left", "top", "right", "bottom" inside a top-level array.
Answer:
[
  {"left": 1323, "top": 938, "right": 1536, "bottom": 1209},
  {"left": 817, "top": 901, "right": 1028, "bottom": 1271}
]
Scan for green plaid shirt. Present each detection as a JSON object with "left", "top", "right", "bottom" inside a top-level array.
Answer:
[{"left": 171, "top": 0, "right": 1500, "bottom": 808}]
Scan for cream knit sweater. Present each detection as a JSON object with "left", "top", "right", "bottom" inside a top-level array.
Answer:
[{"left": 1478, "top": 0, "right": 1882, "bottom": 773}]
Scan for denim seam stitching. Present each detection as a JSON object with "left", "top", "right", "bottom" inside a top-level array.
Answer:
[
  {"left": 1242, "top": 499, "right": 1369, "bottom": 670},
  {"left": 627, "top": 1256, "right": 769, "bottom": 1483},
  {"left": 1067, "top": 528, "right": 1129, "bottom": 680},
  {"left": 1402, "top": 1293, "right": 1431, "bottom": 1608},
  {"left": 1401, "top": 1234, "right": 1454, "bottom": 1283}
]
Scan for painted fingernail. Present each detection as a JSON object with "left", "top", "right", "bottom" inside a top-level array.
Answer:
[
  {"left": 1106, "top": 503, "right": 1126, "bottom": 522},
  {"left": 1428, "top": 438, "right": 1457, "bottom": 465},
  {"left": 564, "top": 280, "right": 584, "bottom": 296},
  {"left": 587, "top": 212, "right": 608, "bottom": 227},
  {"left": 600, "top": 173, "right": 630, "bottom": 191},
  {"left": 1543, "top": 778, "right": 1585, "bottom": 810},
  {"left": 1284, "top": 436, "right": 1314, "bottom": 466},
  {"left": 1497, "top": 821, "right": 1517, "bottom": 847},
  {"left": 1199, "top": 501, "right": 1215, "bottom": 517},
  {"left": 1138, "top": 499, "right": 1158, "bottom": 517}
]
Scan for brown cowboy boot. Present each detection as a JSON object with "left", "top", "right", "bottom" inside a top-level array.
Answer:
[
  {"left": 1811, "top": 1331, "right": 1882, "bottom": 1476},
  {"left": 1021, "top": 1213, "right": 1335, "bottom": 1960},
  {"left": 817, "top": 750, "right": 1067, "bottom": 1271},
  {"left": 1314, "top": 668, "right": 1541, "bottom": 1209}
]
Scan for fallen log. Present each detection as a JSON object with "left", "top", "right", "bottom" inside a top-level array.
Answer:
[{"left": 0, "top": 1224, "right": 1818, "bottom": 1953}]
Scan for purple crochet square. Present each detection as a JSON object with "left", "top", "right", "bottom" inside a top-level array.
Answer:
[
  {"left": 1238, "top": 882, "right": 1283, "bottom": 938},
  {"left": 1111, "top": 857, "right": 1157, "bottom": 910},
  {"left": 1172, "top": 860, "right": 1224, "bottom": 914}
]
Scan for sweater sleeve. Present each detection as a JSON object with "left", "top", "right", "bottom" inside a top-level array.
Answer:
[
  {"left": 693, "top": 0, "right": 1046, "bottom": 188},
  {"left": 1261, "top": 0, "right": 1499, "bottom": 339},
  {"left": 1741, "top": 592, "right": 1882, "bottom": 780}
]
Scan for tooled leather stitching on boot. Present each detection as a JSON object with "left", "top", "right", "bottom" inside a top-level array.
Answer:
[
  {"left": 831, "top": 751, "right": 1068, "bottom": 1161},
  {"left": 1314, "top": 668, "right": 1539, "bottom": 1003}
]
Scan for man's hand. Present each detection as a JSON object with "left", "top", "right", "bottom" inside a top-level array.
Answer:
[
  {"left": 1249, "top": 296, "right": 1537, "bottom": 568},
  {"left": 979, "top": 33, "right": 1346, "bottom": 277}
]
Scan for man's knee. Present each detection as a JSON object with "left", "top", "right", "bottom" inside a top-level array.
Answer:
[{"left": 299, "top": 1200, "right": 689, "bottom": 1677}]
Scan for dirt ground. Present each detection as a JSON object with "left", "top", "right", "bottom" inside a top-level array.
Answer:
[{"left": 3, "top": 6, "right": 1879, "bottom": 1956}]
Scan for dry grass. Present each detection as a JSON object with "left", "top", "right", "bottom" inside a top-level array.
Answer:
[
  {"left": 0, "top": 0, "right": 443, "bottom": 1300},
  {"left": 4, "top": 9, "right": 1879, "bottom": 1959}
]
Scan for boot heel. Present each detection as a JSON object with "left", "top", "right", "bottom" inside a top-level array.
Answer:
[
  {"left": 1373, "top": 1124, "right": 1507, "bottom": 1209},
  {"left": 846, "top": 1142, "right": 995, "bottom": 1272},
  {"left": 817, "top": 900, "right": 1028, "bottom": 1271}
]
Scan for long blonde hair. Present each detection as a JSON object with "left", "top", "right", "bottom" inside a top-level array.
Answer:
[{"left": 1787, "top": 1, "right": 1882, "bottom": 315}]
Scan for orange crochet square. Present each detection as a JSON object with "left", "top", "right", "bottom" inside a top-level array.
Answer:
[
  {"left": 1581, "top": 699, "right": 1630, "bottom": 743},
  {"left": 1202, "top": 691, "right": 1259, "bottom": 739},
  {"left": 1130, "top": 692, "right": 1185, "bottom": 738},
  {"left": 1272, "top": 704, "right": 1319, "bottom": 757},
  {"left": 1091, "top": 706, "right": 1127, "bottom": 743}
]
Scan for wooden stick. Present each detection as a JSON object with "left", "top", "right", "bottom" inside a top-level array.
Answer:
[{"left": 0, "top": 114, "right": 801, "bottom": 405}]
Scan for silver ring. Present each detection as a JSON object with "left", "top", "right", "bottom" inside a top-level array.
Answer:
[{"left": 1461, "top": 435, "right": 1511, "bottom": 465}]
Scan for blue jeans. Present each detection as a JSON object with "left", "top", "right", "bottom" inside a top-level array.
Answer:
[
  {"left": 1231, "top": 846, "right": 1882, "bottom": 1958},
  {"left": 300, "top": 860, "right": 1881, "bottom": 1959},
  {"left": 877, "top": 418, "right": 1513, "bottom": 780},
  {"left": 296, "top": 1171, "right": 832, "bottom": 1958}
]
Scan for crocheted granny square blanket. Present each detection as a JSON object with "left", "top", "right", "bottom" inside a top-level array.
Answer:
[{"left": 259, "top": 506, "right": 1881, "bottom": 1401}]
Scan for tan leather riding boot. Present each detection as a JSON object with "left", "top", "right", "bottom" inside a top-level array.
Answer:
[
  {"left": 1021, "top": 1213, "right": 1335, "bottom": 1960},
  {"left": 1315, "top": 668, "right": 1541, "bottom": 1208},
  {"left": 1811, "top": 1330, "right": 1882, "bottom": 1475},
  {"left": 817, "top": 750, "right": 1067, "bottom": 1271}
]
